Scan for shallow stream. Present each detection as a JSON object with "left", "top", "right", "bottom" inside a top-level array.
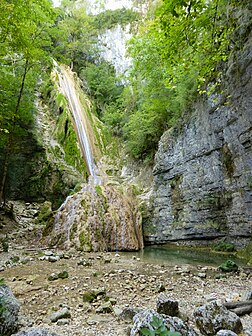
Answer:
[{"left": 123, "top": 244, "right": 244, "bottom": 267}]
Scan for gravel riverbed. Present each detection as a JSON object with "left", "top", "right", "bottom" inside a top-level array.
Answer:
[{"left": 0, "top": 247, "right": 251, "bottom": 336}]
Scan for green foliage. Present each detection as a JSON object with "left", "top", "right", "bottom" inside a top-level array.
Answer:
[
  {"left": 218, "top": 259, "right": 238, "bottom": 272},
  {"left": 0, "top": 279, "right": 5, "bottom": 286},
  {"left": 114, "top": 0, "right": 241, "bottom": 159},
  {"left": 213, "top": 240, "right": 236, "bottom": 252},
  {"left": 0, "top": 0, "right": 56, "bottom": 202},
  {"left": 51, "top": 2, "right": 97, "bottom": 72},
  {"left": 93, "top": 8, "right": 139, "bottom": 30},
  {"left": 80, "top": 60, "right": 124, "bottom": 116},
  {"left": 140, "top": 316, "right": 181, "bottom": 336}
]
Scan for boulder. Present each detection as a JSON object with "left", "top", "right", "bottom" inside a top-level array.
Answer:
[
  {"left": 130, "top": 309, "right": 198, "bottom": 336},
  {"left": 156, "top": 293, "right": 179, "bottom": 316},
  {"left": 14, "top": 328, "right": 60, "bottom": 336},
  {"left": 0, "top": 284, "right": 20, "bottom": 336},
  {"left": 194, "top": 301, "right": 243, "bottom": 335}
]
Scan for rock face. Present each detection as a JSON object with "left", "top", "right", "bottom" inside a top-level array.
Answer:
[
  {"left": 147, "top": 18, "right": 252, "bottom": 246},
  {"left": 194, "top": 301, "right": 243, "bottom": 336},
  {"left": 0, "top": 284, "right": 20, "bottom": 336},
  {"left": 50, "top": 183, "right": 143, "bottom": 251}
]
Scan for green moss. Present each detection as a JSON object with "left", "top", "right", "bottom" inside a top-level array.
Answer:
[
  {"left": 35, "top": 201, "right": 55, "bottom": 236},
  {"left": 95, "top": 185, "right": 103, "bottom": 196},
  {"left": 79, "top": 230, "right": 92, "bottom": 252},
  {"left": 237, "top": 240, "right": 252, "bottom": 264},
  {"left": 82, "top": 291, "right": 96, "bottom": 303},
  {"left": 70, "top": 221, "right": 78, "bottom": 241},
  {"left": 58, "top": 271, "right": 69, "bottom": 279},
  {"left": 198, "top": 191, "right": 232, "bottom": 210}
]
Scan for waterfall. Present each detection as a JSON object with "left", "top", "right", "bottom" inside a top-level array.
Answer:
[
  {"left": 54, "top": 61, "right": 99, "bottom": 183},
  {"left": 50, "top": 62, "right": 143, "bottom": 252}
]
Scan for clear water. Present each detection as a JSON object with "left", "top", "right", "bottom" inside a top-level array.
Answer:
[{"left": 123, "top": 244, "right": 244, "bottom": 267}]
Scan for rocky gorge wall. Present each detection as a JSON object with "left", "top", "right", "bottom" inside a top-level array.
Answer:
[{"left": 145, "top": 24, "right": 252, "bottom": 248}]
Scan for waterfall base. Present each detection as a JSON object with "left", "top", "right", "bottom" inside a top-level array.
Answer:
[{"left": 49, "top": 182, "right": 143, "bottom": 252}]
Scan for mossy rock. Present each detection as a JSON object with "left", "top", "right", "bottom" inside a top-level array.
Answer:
[
  {"left": 82, "top": 291, "right": 96, "bottom": 303},
  {"left": 218, "top": 260, "right": 238, "bottom": 272},
  {"left": 58, "top": 271, "right": 69, "bottom": 279}
]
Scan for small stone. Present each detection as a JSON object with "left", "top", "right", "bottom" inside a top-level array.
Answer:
[
  {"left": 198, "top": 272, "right": 207, "bottom": 279},
  {"left": 56, "top": 318, "right": 70, "bottom": 326},
  {"left": 49, "top": 307, "right": 71, "bottom": 323},
  {"left": 104, "top": 258, "right": 111, "bottom": 264},
  {"left": 44, "top": 251, "right": 54, "bottom": 256},
  {"left": 48, "top": 273, "right": 58, "bottom": 281},
  {"left": 157, "top": 284, "right": 166, "bottom": 293},
  {"left": 109, "top": 298, "right": 117, "bottom": 305},
  {"left": 48, "top": 256, "right": 60, "bottom": 263},
  {"left": 119, "top": 307, "right": 140, "bottom": 321},
  {"left": 96, "top": 302, "right": 113, "bottom": 314}
]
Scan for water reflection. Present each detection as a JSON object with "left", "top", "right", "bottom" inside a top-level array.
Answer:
[{"left": 123, "top": 244, "right": 243, "bottom": 266}]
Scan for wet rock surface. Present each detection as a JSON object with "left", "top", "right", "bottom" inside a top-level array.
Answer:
[{"left": 0, "top": 245, "right": 251, "bottom": 336}]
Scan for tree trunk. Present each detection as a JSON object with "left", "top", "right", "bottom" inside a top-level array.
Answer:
[{"left": 224, "top": 300, "right": 252, "bottom": 316}]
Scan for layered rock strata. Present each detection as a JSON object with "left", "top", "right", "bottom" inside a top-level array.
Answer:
[{"left": 146, "top": 24, "right": 252, "bottom": 247}]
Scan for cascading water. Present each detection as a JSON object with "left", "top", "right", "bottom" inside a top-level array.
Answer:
[
  {"left": 54, "top": 61, "right": 100, "bottom": 183},
  {"left": 50, "top": 61, "right": 143, "bottom": 252}
]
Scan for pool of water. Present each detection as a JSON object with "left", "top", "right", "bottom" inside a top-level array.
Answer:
[{"left": 123, "top": 244, "right": 244, "bottom": 267}]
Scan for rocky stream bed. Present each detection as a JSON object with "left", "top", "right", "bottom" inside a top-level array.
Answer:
[
  {"left": 0, "top": 246, "right": 251, "bottom": 336},
  {"left": 0, "top": 202, "right": 251, "bottom": 336}
]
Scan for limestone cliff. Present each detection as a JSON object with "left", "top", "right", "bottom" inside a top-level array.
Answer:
[{"left": 146, "top": 10, "right": 252, "bottom": 248}]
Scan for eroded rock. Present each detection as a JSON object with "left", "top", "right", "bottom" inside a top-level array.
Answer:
[{"left": 194, "top": 301, "right": 243, "bottom": 335}]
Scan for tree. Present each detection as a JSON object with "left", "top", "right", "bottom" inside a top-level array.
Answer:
[{"left": 0, "top": 0, "right": 55, "bottom": 205}]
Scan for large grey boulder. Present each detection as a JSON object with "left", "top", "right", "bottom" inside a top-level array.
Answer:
[
  {"left": 130, "top": 309, "right": 198, "bottom": 336},
  {"left": 194, "top": 301, "right": 243, "bottom": 336},
  {"left": 0, "top": 284, "right": 20, "bottom": 336},
  {"left": 14, "top": 328, "right": 60, "bottom": 336}
]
